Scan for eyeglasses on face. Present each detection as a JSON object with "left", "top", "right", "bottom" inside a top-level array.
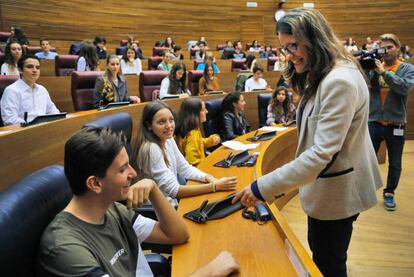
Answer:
[{"left": 280, "top": 42, "right": 298, "bottom": 55}]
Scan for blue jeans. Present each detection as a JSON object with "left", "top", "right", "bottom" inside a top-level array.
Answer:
[
  {"left": 368, "top": 122, "right": 405, "bottom": 194},
  {"left": 308, "top": 214, "right": 359, "bottom": 277}
]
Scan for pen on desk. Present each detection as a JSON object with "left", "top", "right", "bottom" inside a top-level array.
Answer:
[
  {"left": 227, "top": 153, "right": 236, "bottom": 165},
  {"left": 253, "top": 130, "right": 259, "bottom": 137},
  {"left": 24, "top": 112, "right": 28, "bottom": 125},
  {"left": 225, "top": 152, "right": 233, "bottom": 162}
]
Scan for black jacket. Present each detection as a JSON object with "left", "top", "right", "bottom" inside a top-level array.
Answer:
[{"left": 221, "top": 112, "right": 250, "bottom": 141}]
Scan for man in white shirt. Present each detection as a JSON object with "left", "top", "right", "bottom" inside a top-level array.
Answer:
[{"left": 1, "top": 55, "right": 60, "bottom": 125}]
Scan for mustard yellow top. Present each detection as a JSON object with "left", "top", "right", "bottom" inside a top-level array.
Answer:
[{"left": 176, "top": 129, "right": 219, "bottom": 166}]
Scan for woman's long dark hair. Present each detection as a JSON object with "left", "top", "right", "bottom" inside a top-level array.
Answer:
[
  {"left": 168, "top": 62, "right": 187, "bottom": 95},
  {"left": 221, "top": 92, "right": 241, "bottom": 114},
  {"left": 175, "top": 97, "right": 203, "bottom": 139},
  {"left": 11, "top": 27, "right": 29, "bottom": 45},
  {"left": 134, "top": 101, "right": 173, "bottom": 171},
  {"left": 4, "top": 40, "right": 23, "bottom": 65},
  {"left": 245, "top": 55, "right": 256, "bottom": 71},
  {"left": 202, "top": 62, "right": 215, "bottom": 85},
  {"left": 79, "top": 43, "right": 99, "bottom": 70},
  {"left": 122, "top": 46, "right": 137, "bottom": 63},
  {"left": 269, "top": 86, "right": 294, "bottom": 120},
  {"left": 277, "top": 8, "right": 363, "bottom": 103}
]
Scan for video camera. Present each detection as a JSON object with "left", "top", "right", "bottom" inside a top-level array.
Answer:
[{"left": 353, "top": 47, "right": 387, "bottom": 71}]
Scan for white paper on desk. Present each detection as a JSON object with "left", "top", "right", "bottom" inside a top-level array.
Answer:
[
  {"left": 222, "top": 141, "right": 259, "bottom": 151},
  {"left": 259, "top": 126, "right": 288, "bottom": 132},
  {"left": 0, "top": 130, "right": 13, "bottom": 136}
]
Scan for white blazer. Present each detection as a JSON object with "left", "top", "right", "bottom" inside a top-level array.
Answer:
[{"left": 258, "top": 61, "right": 383, "bottom": 220}]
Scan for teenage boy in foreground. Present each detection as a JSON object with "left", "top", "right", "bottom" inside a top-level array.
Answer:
[{"left": 37, "top": 127, "right": 239, "bottom": 276}]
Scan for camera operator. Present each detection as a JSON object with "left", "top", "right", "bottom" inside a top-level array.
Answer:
[{"left": 368, "top": 33, "right": 414, "bottom": 211}]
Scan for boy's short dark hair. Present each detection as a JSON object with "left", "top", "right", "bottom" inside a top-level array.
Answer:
[
  {"left": 197, "top": 41, "right": 206, "bottom": 47},
  {"left": 64, "top": 127, "right": 126, "bottom": 195},
  {"left": 17, "top": 55, "right": 40, "bottom": 71},
  {"left": 252, "top": 64, "right": 264, "bottom": 73},
  {"left": 39, "top": 38, "right": 49, "bottom": 45}
]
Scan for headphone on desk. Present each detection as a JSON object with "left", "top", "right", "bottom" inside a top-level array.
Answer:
[{"left": 242, "top": 203, "right": 271, "bottom": 225}]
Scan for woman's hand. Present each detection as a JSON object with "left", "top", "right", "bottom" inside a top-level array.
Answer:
[
  {"left": 215, "top": 176, "right": 238, "bottom": 191},
  {"left": 213, "top": 134, "right": 221, "bottom": 145},
  {"left": 232, "top": 185, "right": 260, "bottom": 207},
  {"left": 129, "top": 96, "right": 141, "bottom": 103}
]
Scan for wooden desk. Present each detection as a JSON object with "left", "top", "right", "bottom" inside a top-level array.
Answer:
[{"left": 172, "top": 129, "right": 321, "bottom": 276}]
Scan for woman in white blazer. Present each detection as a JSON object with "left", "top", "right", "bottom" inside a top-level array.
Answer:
[{"left": 233, "top": 8, "right": 382, "bottom": 277}]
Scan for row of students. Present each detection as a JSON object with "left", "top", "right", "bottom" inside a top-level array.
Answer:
[
  {"left": 134, "top": 101, "right": 237, "bottom": 206},
  {"left": 1, "top": 55, "right": 293, "bottom": 130},
  {"left": 1, "top": 58, "right": 291, "bottom": 131},
  {"left": 139, "top": 89, "right": 296, "bottom": 199}
]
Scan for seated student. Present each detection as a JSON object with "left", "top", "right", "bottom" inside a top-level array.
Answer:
[
  {"left": 221, "top": 92, "right": 250, "bottom": 141},
  {"left": 362, "top": 36, "right": 378, "bottom": 51},
  {"left": 128, "top": 37, "right": 144, "bottom": 59},
  {"left": 172, "top": 45, "right": 184, "bottom": 60},
  {"left": 198, "top": 36, "right": 208, "bottom": 46},
  {"left": 244, "top": 64, "right": 271, "bottom": 92},
  {"left": 1, "top": 55, "right": 60, "bottom": 125},
  {"left": 259, "top": 44, "right": 275, "bottom": 59},
  {"left": 266, "top": 86, "right": 296, "bottom": 125},
  {"left": 221, "top": 40, "right": 235, "bottom": 59},
  {"left": 195, "top": 41, "right": 207, "bottom": 60},
  {"left": 37, "top": 127, "right": 240, "bottom": 277},
  {"left": 196, "top": 51, "right": 220, "bottom": 73},
  {"left": 93, "top": 35, "right": 107, "bottom": 59},
  {"left": 344, "top": 37, "right": 358, "bottom": 53},
  {"left": 120, "top": 46, "right": 142, "bottom": 75},
  {"left": 6, "top": 26, "right": 29, "bottom": 46},
  {"left": 162, "top": 36, "right": 175, "bottom": 50},
  {"left": 273, "top": 50, "right": 286, "bottom": 71},
  {"left": 93, "top": 54, "right": 140, "bottom": 107},
  {"left": 157, "top": 51, "right": 173, "bottom": 71},
  {"left": 159, "top": 62, "right": 191, "bottom": 99},
  {"left": 231, "top": 41, "right": 246, "bottom": 59},
  {"left": 76, "top": 42, "right": 99, "bottom": 71},
  {"left": 198, "top": 62, "right": 220, "bottom": 95},
  {"left": 176, "top": 97, "right": 221, "bottom": 166},
  {"left": 134, "top": 101, "right": 237, "bottom": 206},
  {"left": 248, "top": 40, "right": 261, "bottom": 52},
  {"left": 1, "top": 41, "right": 23, "bottom": 76},
  {"left": 35, "top": 38, "right": 58, "bottom": 60},
  {"left": 401, "top": 44, "right": 412, "bottom": 59}
]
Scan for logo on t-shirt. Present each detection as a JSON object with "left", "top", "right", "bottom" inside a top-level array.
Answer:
[{"left": 110, "top": 248, "right": 125, "bottom": 265}]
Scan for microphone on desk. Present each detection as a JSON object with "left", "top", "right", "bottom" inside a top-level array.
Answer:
[{"left": 20, "top": 112, "right": 29, "bottom": 127}]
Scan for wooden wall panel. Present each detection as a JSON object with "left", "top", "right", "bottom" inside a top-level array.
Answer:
[
  {"left": 282, "top": 1, "right": 414, "bottom": 48},
  {"left": 0, "top": 0, "right": 279, "bottom": 54},
  {"left": 3, "top": 1, "right": 412, "bottom": 55}
]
